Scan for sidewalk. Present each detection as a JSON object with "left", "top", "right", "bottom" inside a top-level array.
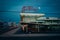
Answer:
[{"left": 0, "top": 27, "right": 20, "bottom": 36}]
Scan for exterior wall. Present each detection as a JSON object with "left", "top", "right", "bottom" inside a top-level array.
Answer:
[
  {"left": 22, "top": 16, "right": 36, "bottom": 22},
  {"left": 20, "top": 13, "right": 45, "bottom": 23}
]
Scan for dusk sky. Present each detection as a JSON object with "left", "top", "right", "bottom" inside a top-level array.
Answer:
[{"left": 0, "top": 0, "right": 60, "bottom": 23}]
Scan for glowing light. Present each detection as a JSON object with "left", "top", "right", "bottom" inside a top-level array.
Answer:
[{"left": 38, "top": 7, "right": 41, "bottom": 9}]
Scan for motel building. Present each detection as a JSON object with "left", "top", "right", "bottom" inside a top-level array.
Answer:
[
  {"left": 19, "top": 6, "right": 60, "bottom": 33},
  {"left": 20, "top": 13, "right": 60, "bottom": 33}
]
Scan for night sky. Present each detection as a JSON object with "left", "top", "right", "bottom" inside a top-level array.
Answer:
[{"left": 0, "top": 0, "right": 60, "bottom": 23}]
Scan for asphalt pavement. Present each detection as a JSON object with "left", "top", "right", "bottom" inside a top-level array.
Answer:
[{"left": 0, "top": 27, "right": 60, "bottom": 37}]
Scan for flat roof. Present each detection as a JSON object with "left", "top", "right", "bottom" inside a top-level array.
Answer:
[
  {"left": 37, "top": 17, "right": 60, "bottom": 20},
  {"left": 20, "top": 13, "right": 45, "bottom": 16}
]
